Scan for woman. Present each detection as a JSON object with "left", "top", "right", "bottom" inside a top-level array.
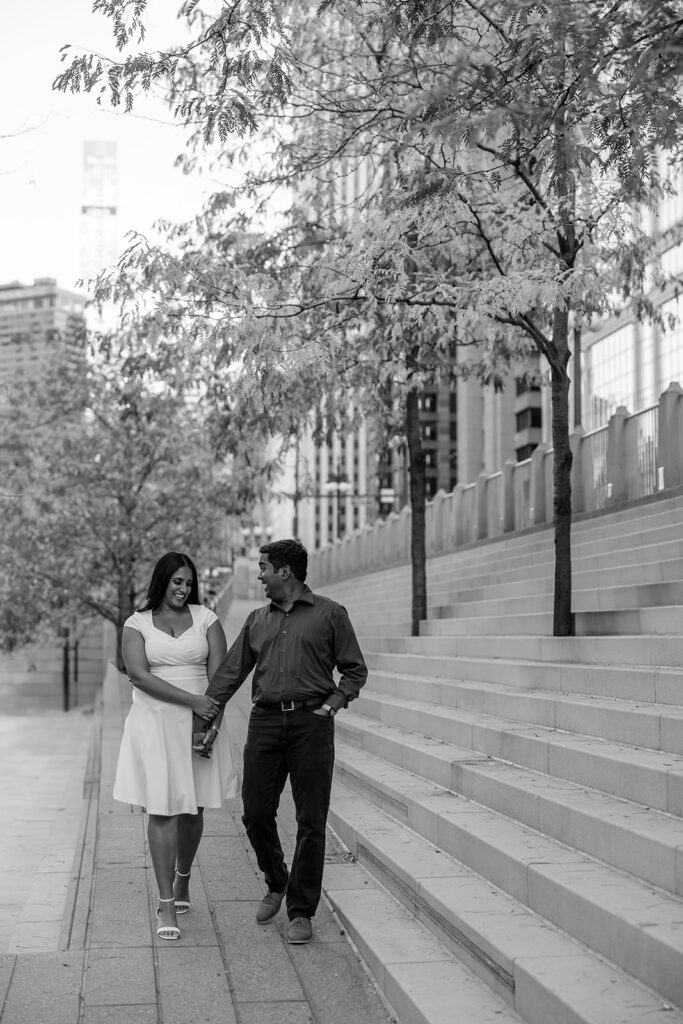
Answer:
[{"left": 113, "top": 551, "right": 239, "bottom": 940}]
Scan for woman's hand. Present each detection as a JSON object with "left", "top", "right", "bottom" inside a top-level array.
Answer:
[
  {"left": 202, "top": 725, "right": 220, "bottom": 754},
  {"left": 190, "top": 694, "right": 219, "bottom": 721}
]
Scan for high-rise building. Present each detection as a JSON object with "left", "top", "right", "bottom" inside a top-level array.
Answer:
[
  {"left": 0, "top": 277, "right": 86, "bottom": 377},
  {"left": 0, "top": 278, "right": 87, "bottom": 447},
  {"left": 81, "top": 141, "right": 118, "bottom": 286}
]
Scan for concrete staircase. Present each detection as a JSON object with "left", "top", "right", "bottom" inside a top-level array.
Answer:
[{"left": 317, "top": 492, "right": 683, "bottom": 1024}]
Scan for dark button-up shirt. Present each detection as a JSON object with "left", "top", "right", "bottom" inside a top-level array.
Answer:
[{"left": 206, "top": 586, "right": 367, "bottom": 713}]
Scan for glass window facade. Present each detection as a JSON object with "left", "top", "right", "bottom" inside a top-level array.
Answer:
[
  {"left": 659, "top": 295, "right": 683, "bottom": 394},
  {"left": 659, "top": 153, "right": 683, "bottom": 234},
  {"left": 639, "top": 321, "right": 656, "bottom": 409},
  {"left": 661, "top": 242, "right": 683, "bottom": 279},
  {"left": 585, "top": 325, "right": 636, "bottom": 430}
]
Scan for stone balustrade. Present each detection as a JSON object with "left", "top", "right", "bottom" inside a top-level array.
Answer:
[{"left": 308, "top": 381, "right": 683, "bottom": 588}]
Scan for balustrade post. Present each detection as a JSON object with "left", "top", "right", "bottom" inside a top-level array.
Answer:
[
  {"left": 605, "top": 405, "right": 630, "bottom": 504},
  {"left": 502, "top": 459, "right": 516, "bottom": 533},
  {"left": 530, "top": 443, "right": 549, "bottom": 524},
  {"left": 476, "top": 472, "right": 489, "bottom": 540},
  {"left": 430, "top": 490, "right": 448, "bottom": 554},
  {"left": 569, "top": 427, "right": 586, "bottom": 514},
  {"left": 658, "top": 382, "right": 683, "bottom": 490},
  {"left": 399, "top": 505, "right": 411, "bottom": 562},
  {"left": 452, "top": 484, "right": 465, "bottom": 547}
]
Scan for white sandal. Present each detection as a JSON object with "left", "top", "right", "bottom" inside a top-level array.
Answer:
[
  {"left": 174, "top": 869, "right": 191, "bottom": 914},
  {"left": 156, "top": 896, "right": 180, "bottom": 940}
]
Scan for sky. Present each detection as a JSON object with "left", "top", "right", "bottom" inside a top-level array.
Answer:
[{"left": 0, "top": 0, "right": 211, "bottom": 292}]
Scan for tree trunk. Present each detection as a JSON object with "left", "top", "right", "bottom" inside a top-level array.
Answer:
[
  {"left": 549, "top": 308, "right": 573, "bottom": 636},
  {"left": 406, "top": 386, "right": 427, "bottom": 635},
  {"left": 115, "top": 554, "right": 137, "bottom": 671}
]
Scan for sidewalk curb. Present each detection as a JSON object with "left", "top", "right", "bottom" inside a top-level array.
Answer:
[{"left": 58, "top": 698, "right": 102, "bottom": 952}]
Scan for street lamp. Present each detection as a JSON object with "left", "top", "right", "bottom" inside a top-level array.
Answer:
[{"left": 325, "top": 466, "right": 352, "bottom": 539}]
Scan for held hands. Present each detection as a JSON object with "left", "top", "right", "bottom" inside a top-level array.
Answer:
[
  {"left": 192, "top": 694, "right": 219, "bottom": 721},
  {"left": 193, "top": 724, "right": 218, "bottom": 758}
]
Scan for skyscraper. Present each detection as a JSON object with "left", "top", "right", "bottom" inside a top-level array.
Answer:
[
  {"left": 81, "top": 141, "right": 118, "bottom": 287},
  {"left": 0, "top": 277, "right": 87, "bottom": 464}
]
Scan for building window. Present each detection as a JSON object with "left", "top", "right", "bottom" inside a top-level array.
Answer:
[
  {"left": 515, "top": 407, "right": 542, "bottom": 431},
  {"left": 516, "top": 443, "right": 538, "bottom": 461},
  {"left": 516, "top": 376, "right": 541, "bottom": 395}
]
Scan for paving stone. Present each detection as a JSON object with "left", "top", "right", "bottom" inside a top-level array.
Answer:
[
  {"left": 238, "top": 1004, "right": 315, "bottom": 1024},
  {"left": 83, "top": 948, "right": 156, "bottom": 1007},
  {"left": 385, "top": 960, "right": 520, "bottom": 1024},
  {"left": 0, "top": 950, "right": 84, "bottom": 1024},
  {"left": 96, "top": 814, "right": 146, "bottom": 867},
  {"left": 203, "top": 802, "right": 243, "bottom": 838},
  {"left": 88, "top": 867, "right": 150, "bottom": 948},
  {"left": 0, "top": 956, "right": 16, "bottom": 1010},
  {"left": 213, "top": 902, "right": 305, "bottom": 1002},
  {"left": 82, "top": 1007, "right": 158, "bottom": 1024},
  {"left": 156, "top": 945, "right": 237, "bottom": 1024},
  {"left": 290, "top": 930, "right": 396, "bottom": 1024},
  {"left": 8, "top": 919, "right": 63, "bottom": 953},
  {"left": 198, "top": 835, "right": 262, "bottom": 902}
]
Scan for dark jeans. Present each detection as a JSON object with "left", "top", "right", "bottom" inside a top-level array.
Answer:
[{"left": 241, "top": 704, "right": 335, "bottom": 920}]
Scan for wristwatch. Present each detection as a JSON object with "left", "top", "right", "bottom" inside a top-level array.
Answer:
[{"left": 321, "top": 703, "right": 336, "bottom": 717}]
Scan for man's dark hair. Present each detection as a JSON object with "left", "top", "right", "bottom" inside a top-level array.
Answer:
[
  {"left": 259, "top": 539, "right": 308, "bottom": 582},
  {"left": 141, "top": 551, "right": 200, "bottom": 610}
]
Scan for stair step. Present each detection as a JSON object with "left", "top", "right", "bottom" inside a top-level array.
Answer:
[
  {"left": 329, "top": 779, "right": 683, "bottom": 1024},
  {"left": 441, "top": 560, "right": 683, "bottom": 605},
  {"left": 414, "top": 606, "right": 683, "bottom": 637},
  {"left": 371, "top": 633, "right": 683, "bottom": 671},
  {"left": 434, "top": 581, "right": 683, "bottom": 618},
  {"left": 363, "top": 647, "right": 683, "bottom": 706},
  {"left": 336, "top": 711, "right": 683, "bottom": 895},
  {"left": 324, "top": 860, "right": 525, "bottom": 1024},
  {"left": 333, "top": 743, "right": 683, "bottom": 1007},
  {"left": 365, "top": 668, "right": 683, "bottom": 753},
  {"left": 350, "top": 691, "right": 683, "bottom": 814},
  {"left": 319, "top": 491, "right": 683, "bottom": 1023}
]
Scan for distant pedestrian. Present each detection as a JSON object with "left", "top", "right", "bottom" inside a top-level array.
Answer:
[
  {"left": 198, "top": 538, "right": 367, "bottom": 944},
  {"left": 113, "top": 551, "right": 240, "bottom": 941}
]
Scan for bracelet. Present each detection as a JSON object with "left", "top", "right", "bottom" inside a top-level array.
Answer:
[{"left": 207, "top": 726, "right": 219, "bottom": 734}]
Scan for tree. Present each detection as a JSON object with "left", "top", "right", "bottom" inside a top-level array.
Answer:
[
  {"left": 0, "top": 329, "right": 254, "bottom": 668},
  {"left": 54, "top": 0, "right": 683, "bottom": 637},
  {"left": 347, "top": 0, "right": 683, "bottom": 633},
  {"left": 55, "top": 0, "right": 493, "bottom": 635}
]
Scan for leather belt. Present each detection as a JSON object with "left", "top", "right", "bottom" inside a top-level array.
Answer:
[{"left": 255, "top": 698, "right": 324, "bottom": 712}]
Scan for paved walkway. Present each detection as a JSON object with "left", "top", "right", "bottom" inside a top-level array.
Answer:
[
  {"left": 0, "top": 600, "right": 397, "bottom": 1024},
  {"left": 0, "top": 708, "right": 94, "bottom": 954}
]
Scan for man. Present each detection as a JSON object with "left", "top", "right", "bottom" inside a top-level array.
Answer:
[{"left": 203, "top": 538, "right": 367, "bottom": 944}]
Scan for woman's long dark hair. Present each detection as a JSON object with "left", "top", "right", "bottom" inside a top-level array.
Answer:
[{"left": 140, "top": 552, "right": 200, "bottom": 611}]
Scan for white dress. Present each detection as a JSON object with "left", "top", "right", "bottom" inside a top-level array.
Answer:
[{"left": 113, "top": 604, "right": 240, "bottom": 815}]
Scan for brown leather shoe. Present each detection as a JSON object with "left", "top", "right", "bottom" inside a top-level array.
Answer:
[
  {"left": 287, "top": 916, "right": 312, "bottom": 944},
  {"left": 256, "top": 890, "right": 285, "bottom": 924}
]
